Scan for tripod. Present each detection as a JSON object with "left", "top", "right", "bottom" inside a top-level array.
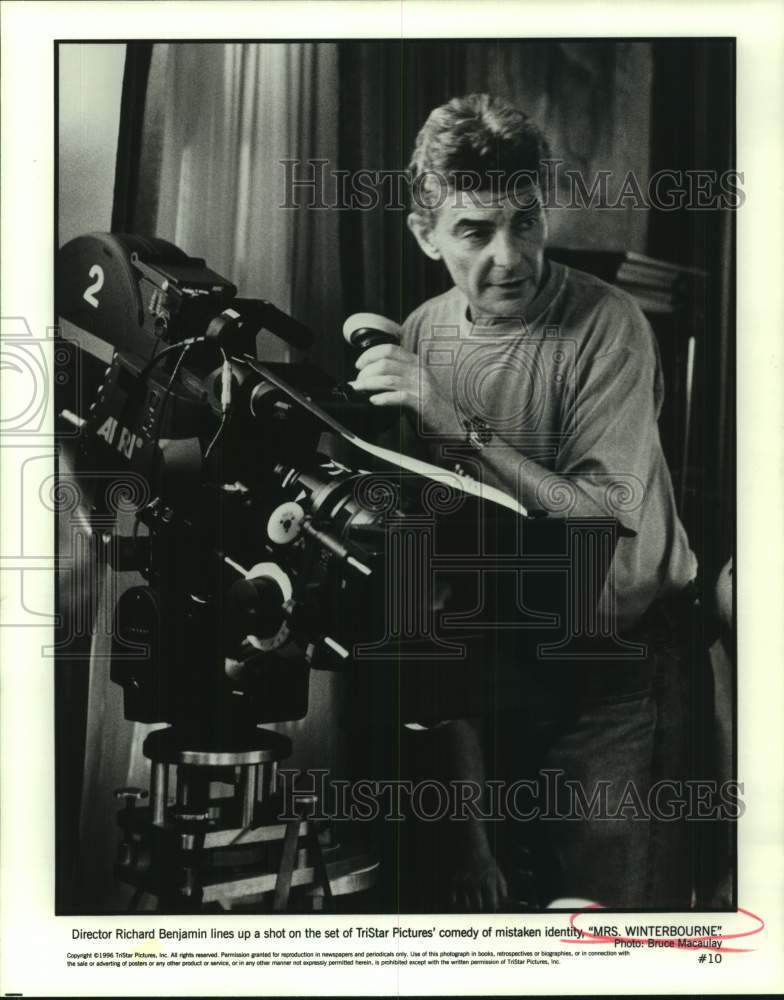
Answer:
[{"left": 115, "top": 725, "right": 378, "bottom": 912}]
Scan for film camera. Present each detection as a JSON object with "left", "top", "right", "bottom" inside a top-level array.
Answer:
[{"left": 57, "top": 234, "right": 623, "bottom": 912}]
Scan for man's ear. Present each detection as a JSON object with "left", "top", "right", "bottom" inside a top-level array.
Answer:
[{"left": 407, "top": 212, "right": 442, "bottom": 261}]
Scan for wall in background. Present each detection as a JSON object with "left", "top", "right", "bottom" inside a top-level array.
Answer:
[{"left": 58, "top": 44, "right": 126, "bottom": 247}]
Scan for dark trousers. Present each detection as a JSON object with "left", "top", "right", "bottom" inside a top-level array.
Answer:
[
  {"left": 359, "top": 591, "right": 719, "bottom": 912},
  {"left": 397, "top": 594, "right": 714, "bottom": 911},
  {"left": 488, "top": 592, "right": 714, "bottom": 909}
]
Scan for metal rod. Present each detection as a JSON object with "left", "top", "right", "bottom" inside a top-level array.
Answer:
[
  {"left": 347, "top": 555, "right": 372, "bottom": 576},
  {"left": 241, "top": 765, "right": 257, "bottom": 828},
  {"left": 151, "top": 762, "right": 168, "bottom": 825},
  {"left": 323, "top": 635, "right": 349, "bottom": 658},
  {"left": 274, "top": 819, "right": 300, "bottom": 911},
  {"left": 257, "top": 763, "right": 269, "bottom": 804},
  {"left": 224, "top": 555, "right": 249, "bottom": 578},
  {"left": 175, "top": 768, "right": 185, "bottom": 806}
]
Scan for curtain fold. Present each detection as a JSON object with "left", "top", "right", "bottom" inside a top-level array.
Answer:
[
  {"left": 152, "top": 42, "right": 343, "bottom": 368},
  {"left": 337, "top": 41, "right": 467, "bottom": 337},
  {"left": 110, "top": 43, "right": 153, "bottom": 233}
]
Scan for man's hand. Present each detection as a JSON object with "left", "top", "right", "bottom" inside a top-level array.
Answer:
[{"left": 350, "top": 343, "right": 456, "bottom": 432}]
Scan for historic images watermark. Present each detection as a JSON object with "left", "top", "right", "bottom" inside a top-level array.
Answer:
[
  {"left": 280, "top": 159, "right": 746, "bottom": 212},
  {"left": 277, "top": 768, "right": 745, "bottom": 824}
]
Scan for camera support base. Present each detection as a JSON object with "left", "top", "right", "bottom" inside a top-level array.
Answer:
[{"left": 114, "top": 726, "right": 378, "bottom": 912}]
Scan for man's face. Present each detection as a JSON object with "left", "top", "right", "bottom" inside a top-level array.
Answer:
[{"left": 409, "top": 186, "right": 549, "bottom": 319}]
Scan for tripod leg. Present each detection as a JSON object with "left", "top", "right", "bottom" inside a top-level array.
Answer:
[
  {"left": 274, "top": 819, "right": 300, "bottom": 911},
  {"left": 308, "top": 824, "right": 333, "bottom": 912},
  {"left": 150, "top": 762, "right": 168, "bottom": 825},
  {"left": 241, "top": 765, "right": 258, "bottom": 828}
]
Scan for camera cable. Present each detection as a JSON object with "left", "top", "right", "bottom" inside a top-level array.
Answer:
[{"left": 204, "top": 347, "right": 232, "bottom": 459}]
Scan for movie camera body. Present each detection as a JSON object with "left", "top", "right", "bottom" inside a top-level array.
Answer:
[{"left": 57, "top": 233, "right": 622, "bottom": 910}]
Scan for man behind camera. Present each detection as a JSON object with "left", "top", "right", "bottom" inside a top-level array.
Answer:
[{"left": 350, "top": 94, "right": 701, "bottom": 911}]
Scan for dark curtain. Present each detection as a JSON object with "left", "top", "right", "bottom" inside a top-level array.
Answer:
[
  {"left": 110, "top": 43, "right": 153, "bottom": 233},
  {"left": 648, "top": 39, "right": 735, "bottom": 594},
  {"left": 337, "top": 41, "right": 466, "bottom": 377},
  {"left": 648, "top": 38, "right": 736, "bottom": 903}
]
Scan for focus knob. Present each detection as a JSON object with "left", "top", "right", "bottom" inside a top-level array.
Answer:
[
  {"left": 342, "top": 312, "right": 401, "bottom": 352},
  {"left": 224, "top": 562, "right": 293, "bottom": 655}
]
